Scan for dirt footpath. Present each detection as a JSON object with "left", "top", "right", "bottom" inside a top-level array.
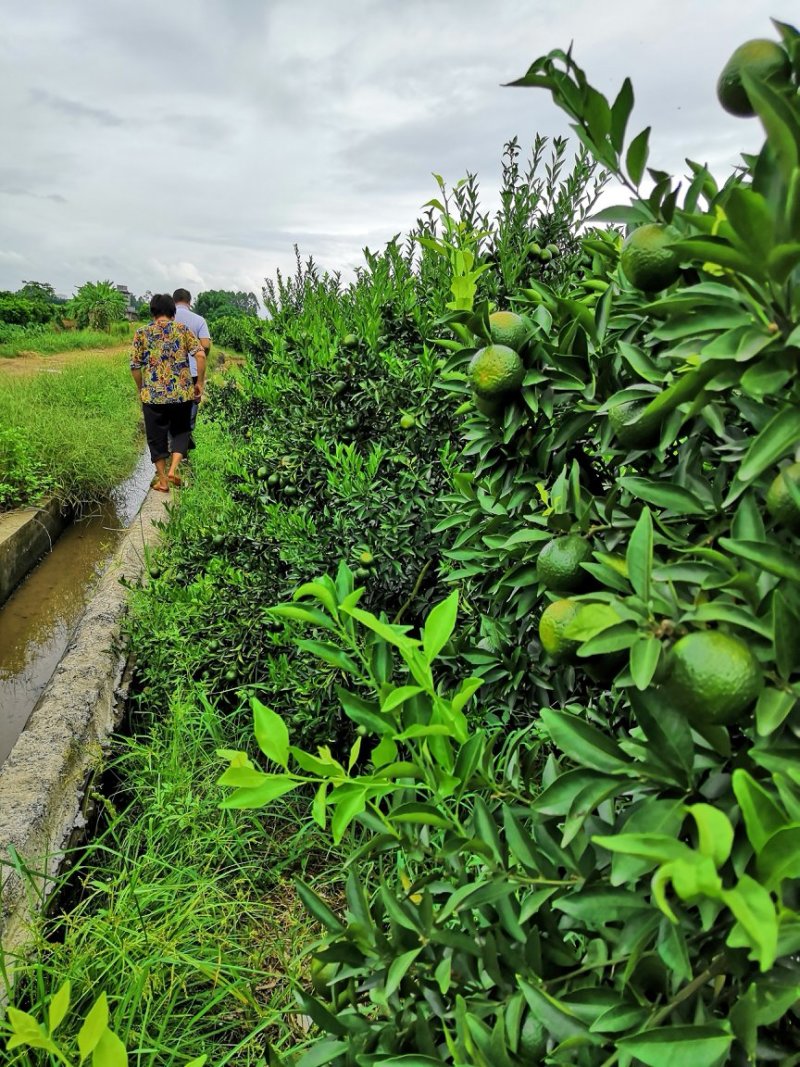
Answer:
[{"left": 0, "top": 344, "right": 129, "bottom": 378}]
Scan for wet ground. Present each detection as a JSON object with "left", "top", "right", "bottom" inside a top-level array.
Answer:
[{"left": 0, "top": 450, "right": 152, "bottom": 765}]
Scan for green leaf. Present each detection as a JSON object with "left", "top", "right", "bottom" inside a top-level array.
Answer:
[
  {"left": 718, "top": 537, "right": 800, "bottom": 582},
  {"left": 268, "top": 604, "right": 334, "bottom": 629},
  {"left": 620, "top": 477, "right": 709, "bottom": 516},
  {"left": 296, "top": 1041, "right": 351, "bottom": 1067},
  {"left": 220, "top": 776, "right": 301, "bottom": 809},
  {"left": 252, "top": 698, "right": 289, "bottom": 768},
  {"left": 757, "top": 824, "right": 800, "bottom": 888},
  {"left": 381, "top": 685, "right": 424, "bottom": 712},
  {"left": 294, "top": 879, "right": 344, "bottom": 933},
  {"left": 774, "top": 590, "right": 800, "bottom": 680},
  {"left": 625, "top": 126, "right": 651, "bottom": 186},
  {"left": 422, "top": 589, "right": 459, "bottom": 663},
  {"left": 48, "top": 980, "right": 71, "bottom": 1034},
  {"left": 732, "top": 769, "right": 787, "bottom": 851},
  {"left": 630, "top": 636, "right": 661, "bottom": 690},
  {"left": 724, "top": 875, "right": 778, "bottom": 971},
  {"left": 338, "top": 688, "right": 393, "bottom": 735},
  {"left": 735, "top": 406, "right": 800, "bottom": 485},
  {"left": 540, "top": 708, "right": 629, "bottom": 774},
  {"left": 78, "top": 994, "right": 109, "bottom": 1062},
  {"left": 725, "top": 186, "right": 774, "bottom": 262},
  {"left": 374, "top": 1058, "right": 444, "bottom": 1067},
  {"left": 517, "top": 978, "right": 597, "bottom": 1044},
  {"left": 330, "top": 786, "right": 367, "bottom": 843},
  {"left": 593, "top": 832, "right": 692, "bottom": 864},
  {"left": 294, "top": 580, "right": 338, "bottom": 616},
  {"left": 384, "top": 948, "right": 422, "bottom": 999},
  {"left": 554, "top": 888, "right": 650, "bottom": 923},
  {"left": 92, "top": 1028, "right": 128, "bottom": 1067},
  {"left": 611, "top": 798, "right": 686, "bottom": 884},
  {"left": 685, "top": 804, "right": 733, "bottom": 867},
  {"left": 617, "top": 1025, "right": 733, "bottom": 1067},
  {"left": 755, "top": 687, "right": 796, "bottom": 736},
  {"left": 564, "top": 602, "right": 623, "bottom": 641},
  {"left": 295, "top": 639, "right": 359, "bottom": 674},
  {"left": 669, "top": 236, "right": 762, "bottom": 278},
  {"left": 343, "top": 606, "right": 417, "bottom": 651},
  {"left": 610, "top": 77, "right": 634, "bottom": 152},
  {"left": 502, "top": 805, "right": 540, "bottom": 870},
  {"left": 626, "top": 506, "right": 653, "bottom": 602}
]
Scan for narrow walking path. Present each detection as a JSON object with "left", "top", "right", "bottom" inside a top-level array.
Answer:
[{"left": 0, "top": 343, "right": 128, "bottom": 378}]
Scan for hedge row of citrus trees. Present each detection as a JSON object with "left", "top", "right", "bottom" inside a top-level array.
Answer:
[{"left": 7, "top": 20, "right": 800, "bottom": 1067}]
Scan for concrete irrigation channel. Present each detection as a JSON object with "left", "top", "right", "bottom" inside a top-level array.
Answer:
[{"left": 0, "top": 452, "right": 171, "bottom": 972}]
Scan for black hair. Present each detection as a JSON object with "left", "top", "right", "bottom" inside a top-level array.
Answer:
[
  {"left": 173, "top": 288, "right": 191, "bottom": 304},
  {"left": 150, "top": 293, "right": 176, "bottom": 318}
]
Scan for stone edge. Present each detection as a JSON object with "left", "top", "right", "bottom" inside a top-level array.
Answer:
[
  {"left": 0, "top": 499, "right": 73, "bottom": 607},
  {"left": 0, "top": 489, "right": 168, "bottom": 975}
]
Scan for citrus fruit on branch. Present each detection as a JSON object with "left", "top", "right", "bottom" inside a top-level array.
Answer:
[
  {"left": 537, "top": 534, "right": 592, "bottom": 592},
  {"left": 488, "top": 310, "right": 527, "bottom": 351},
  {"left": 468, "top": 344, "right": 524, "bottom": 401},
  {"left": 539, "top": 598, "right": 582, "bottom": 662},
  {"left": 663, "top": 630, "right": 762, "bottom": 726},
  {"left": 717, "top": 38, "right": 791, "bottom": 117},
  {"left": 620, "top": 224, "right": 681, "bottom": 293}
]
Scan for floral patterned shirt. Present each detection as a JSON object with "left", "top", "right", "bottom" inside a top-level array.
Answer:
[{"left": 131, "top": 320, "right": 201, "bottom": 404}]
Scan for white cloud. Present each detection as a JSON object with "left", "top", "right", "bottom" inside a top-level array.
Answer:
[{"left": 0, "top": 0, "right": 782, "bottom": 299}]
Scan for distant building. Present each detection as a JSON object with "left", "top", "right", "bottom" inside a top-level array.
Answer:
[{"left": 115, "top": 284, "right": 138, "bottom": 321}]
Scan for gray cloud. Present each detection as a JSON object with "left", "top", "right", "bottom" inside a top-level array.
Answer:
[
  {"left": 29, "top": 88, "right": 125, "bottom": 127},
  {"left": 0, "top": 187, "right": 66, "bottom": 204},
  {"left": 0, "top": 0, "right": 784, "bottom": 301}
]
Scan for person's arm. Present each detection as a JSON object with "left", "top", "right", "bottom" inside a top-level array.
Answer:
[
  {"left": 130, "top": 331, "right": 144, "bottom": 395},
  {"left": 194, "top": 347, "right": 206, "bottom": 400}
]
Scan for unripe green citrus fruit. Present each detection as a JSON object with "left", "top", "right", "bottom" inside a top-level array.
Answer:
[
  {"left": 766, "top": 462, "right": 800, "bottom": 530},
  {"left": 664, "top": 630, "right": 762, "bottom": 726},
  {"left": 717, "top": 39, "right": 791, "bottom": 117},
  {"left": 538, "top": 535, "right": 592, "bottom": 592},
  {"left": 608, "top": 399, "right": 658, "bottom": 449},
  {"left": 539, "top": 598, "right": 582, "bottom": 662},
  {"left": 468, "top": 344, "right": 525, "bottom": 400},
  {"left": 488, "top": 310, "right": 527, "bottom": 352},
  {"left": 620, "top": 224, "right": 681, "bottom": 293}
]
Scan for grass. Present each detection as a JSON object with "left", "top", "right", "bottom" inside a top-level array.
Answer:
[
  {"left": 0, "top": 324, "right": 133, "bottom": 359},
  {"left": 1, "top": 688, "right": 330, "bottom": 1065},
  {"left": 0, "top": 355, "right": 143, "bottom": 511}
]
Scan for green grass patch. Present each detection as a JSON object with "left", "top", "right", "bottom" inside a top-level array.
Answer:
[
  {"left": 0, "top": 355, "right": 143, "bottom": 510},
  {"left": 0, "top": 324, "right": 132, "bottom": 358},
  {"left": 2, "top": 689, "right": 329, "bottom": 1065}
]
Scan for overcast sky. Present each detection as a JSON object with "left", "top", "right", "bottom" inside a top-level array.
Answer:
[{"left": 0, "top": 0, "right": 781, "bottom": 302}]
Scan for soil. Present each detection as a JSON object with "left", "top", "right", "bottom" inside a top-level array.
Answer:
[{"left": 0, "top": 344, "right": 128, "bottom": 378}]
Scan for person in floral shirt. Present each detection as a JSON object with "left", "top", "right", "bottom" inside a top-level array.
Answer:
[{"left": 130, "top": 293, "right": 205, "bottom": 492}]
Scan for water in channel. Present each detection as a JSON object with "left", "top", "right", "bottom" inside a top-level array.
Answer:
[{"left": 0, "top": 451, "right": 152, "bottom": 765}]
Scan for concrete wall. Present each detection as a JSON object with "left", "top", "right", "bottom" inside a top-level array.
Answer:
[
  {"left": 0, "top": 490, "right": 168, "bottom": 976},
  {"left": 0, "top": 499, "right": 73, "bottom": 607}
]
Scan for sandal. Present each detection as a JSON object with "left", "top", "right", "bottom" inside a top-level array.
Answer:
[
  {"left": 168, "top": 473, "right": 182, "bottom": 487},
  {"left": 152, "top": 481, "right": 170, "bottom": 493}
]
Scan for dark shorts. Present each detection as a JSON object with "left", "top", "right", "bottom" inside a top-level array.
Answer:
[{"left": 142, "top": 402, "right": 193, "bottom": 461}]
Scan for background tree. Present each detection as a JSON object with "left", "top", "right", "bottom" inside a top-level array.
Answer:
[
  {"left": 67, "top": 281, "right": 127, "bottom": 330},
  {"left": 16, "top": 280, "right": 61, "bottom": 305},
  {"left": 194, "top": 289, "right": 259, "bottom": 322}
]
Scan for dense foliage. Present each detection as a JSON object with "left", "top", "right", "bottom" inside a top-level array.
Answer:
[
  {"left": 194, "top": 288, "right": 260, "bottom": 322},
  {"left": 6, "top": 19, "right": 800, "bottom": 1067},
  {"left": 66, "top": 280, "right": 127, "bottom": 331}
]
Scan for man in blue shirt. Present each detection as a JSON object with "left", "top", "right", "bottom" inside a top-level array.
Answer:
[{"left": 173, "top": 288, "right": 211, "bottom": 451}]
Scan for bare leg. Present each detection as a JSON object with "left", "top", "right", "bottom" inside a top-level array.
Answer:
[
  {"left": 168, "top": 453, "right": 184, "bottom": 484},
  {"left": 153, "top": 458, "right": 168, "bottom": 491}
]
